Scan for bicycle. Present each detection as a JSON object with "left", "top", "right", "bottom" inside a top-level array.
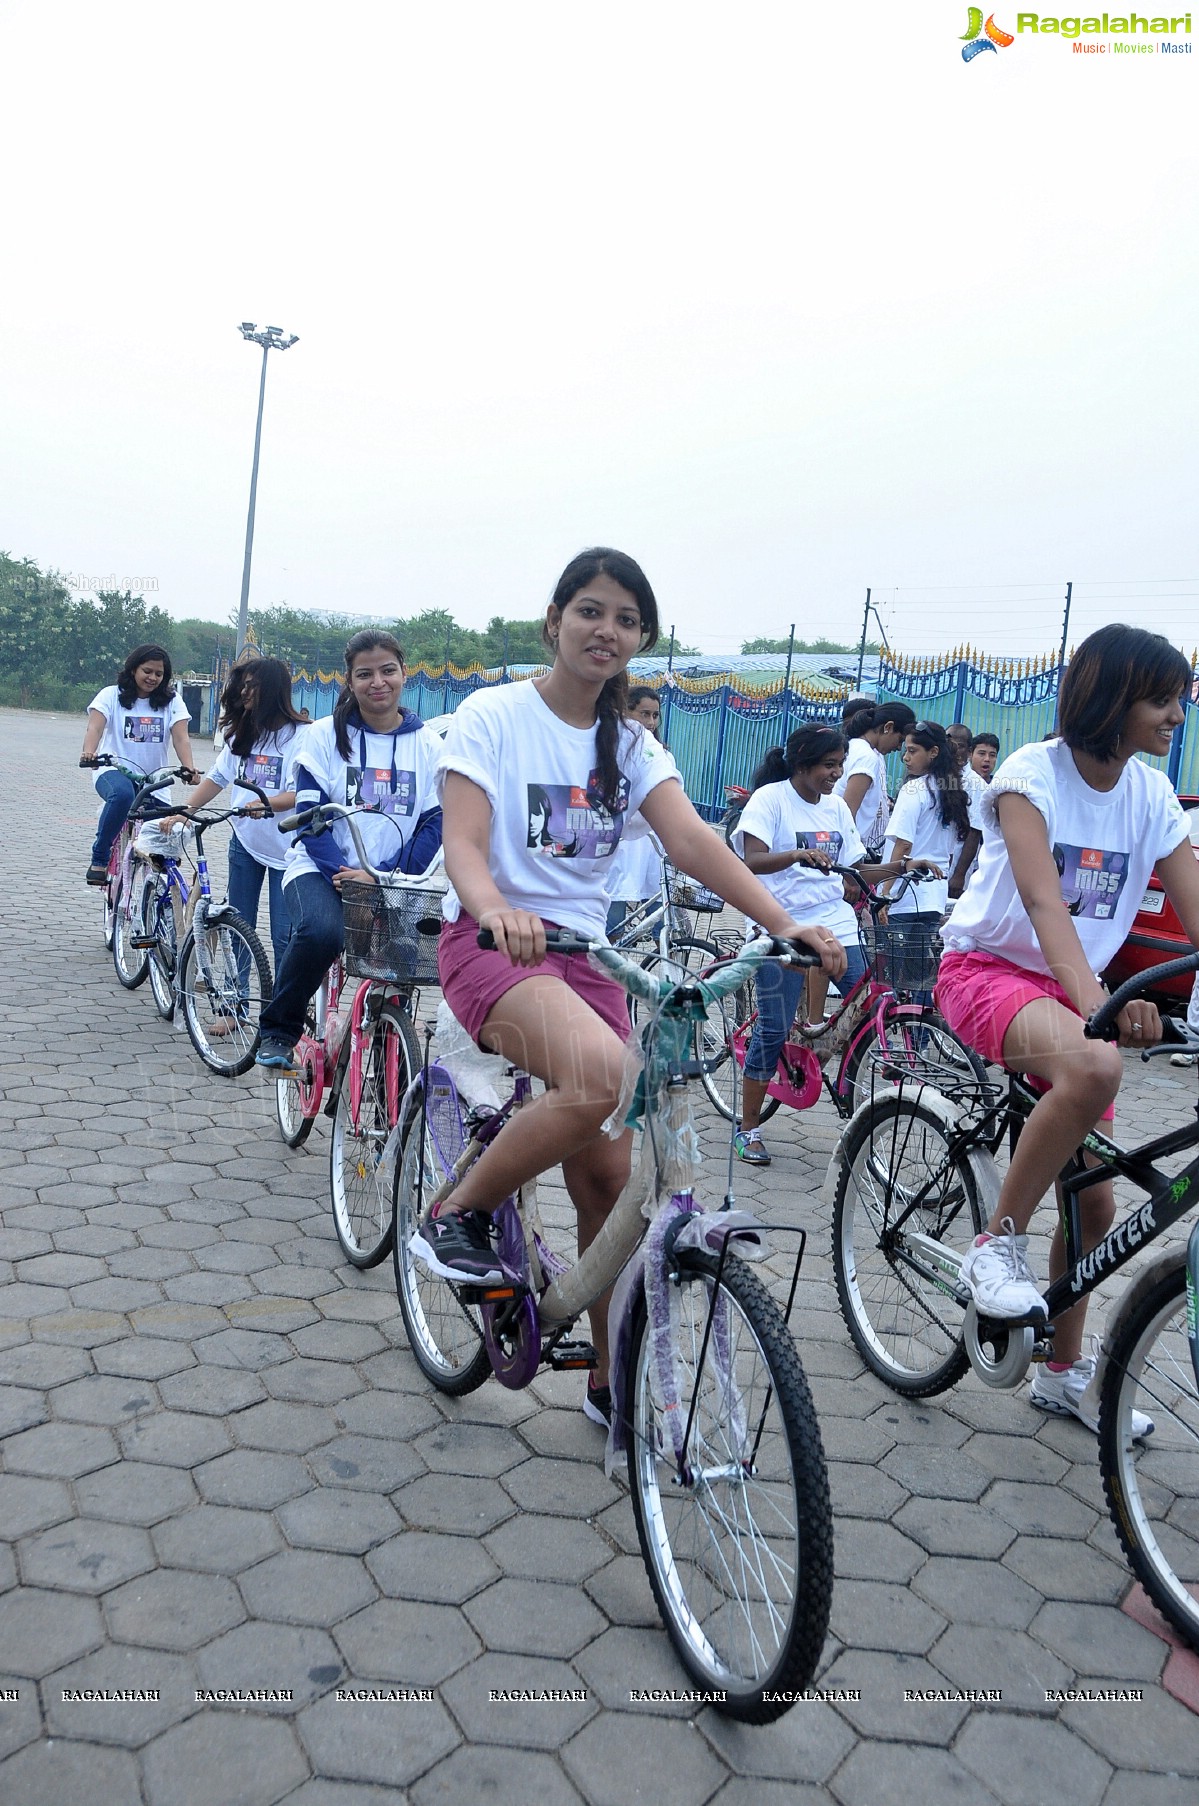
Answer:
[
  {"left": 391, "top": 929, "right": 834, "bottom": 1720},
  {"left": 829, "top": 949, "right": 1199, "bottom": 1651},
  {"left": 106, "top": 764, "right": 194, "bottom": 990},
  {"left": 698, "top": 865, "right": 991, "bottom": 1127},
  {"left": 272, "top": 801, "right": 442, "bottom": 1268}
]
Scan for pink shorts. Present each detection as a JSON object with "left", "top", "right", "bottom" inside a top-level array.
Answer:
[
  {"left": 935, "top": 949, "right": 1114, "bottom": 1122},
  {"left": 438, "top": 912, "right": 631, "bottom": 1049}
]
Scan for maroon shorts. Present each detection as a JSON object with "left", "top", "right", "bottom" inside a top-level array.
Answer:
[
  {"left": 438, "top": 912, "right": 631, "bottom": 1048},
  {"left": 935, "top": 948, "right": 1114, "bottom": 1122}
]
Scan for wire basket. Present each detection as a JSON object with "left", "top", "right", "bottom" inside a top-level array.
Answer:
[
  {"left": 669, "top": 873, "right": 723, "bottom": 915},
  {"left": 861, "top": 918, "right": 942, "bottom": 993},
  {"left": 340, "top": 880, "right": 443, "bottom": 986}
]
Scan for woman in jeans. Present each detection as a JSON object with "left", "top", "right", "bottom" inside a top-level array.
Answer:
[{"left": 80, "top": 644, "right": 199, "bottom": 882}]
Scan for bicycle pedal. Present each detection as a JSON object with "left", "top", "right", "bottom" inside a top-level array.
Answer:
[
  {"left": 458, "top": 1281, "right": 528, "bottom": 1305},
  {"left": 130, "top": 935, "right": 157, "bottom": 949},
  {"left": 546, "top": 1340, "right": 599, "bottom": 1372}
]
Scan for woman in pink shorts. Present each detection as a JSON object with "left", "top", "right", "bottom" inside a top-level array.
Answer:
[
  {"left": 936, "top": 624, "right": 1199, "bottom": 1433},
  {"left": 411, "top": 547, "right": 845, "bottom": 1429}
]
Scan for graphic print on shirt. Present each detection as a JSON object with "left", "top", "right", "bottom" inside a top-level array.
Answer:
[
  {"left": 238, "top": 753, "right": 284, "bottom": 793},
  {"left": 124, "top": 715, "right": 164, "bottom": 744},
  {"left": 526, "top": 775, "right": 630, "bottom": 860},
  {"left": 346, "top": 766, "right": 417, "bottom": 817},
  {"left": 796, "top": 830, "right": 844, "bottom": 863},
  {"left": 1052, "top": 843, "right": 1130, "bottom": 920}
]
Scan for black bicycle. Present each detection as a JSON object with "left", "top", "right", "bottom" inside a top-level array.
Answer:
[{"left": 830, "top": 950, "right": 1199, "bottom": 1651}]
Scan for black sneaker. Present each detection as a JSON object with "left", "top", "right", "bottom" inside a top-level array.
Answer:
[
  {"left": 409, "top": 1210, "right": 503, "bottom": 1284},
  {"left": 86, "top": 864, "right": 108, "bottom": 886},
  {"left": 582, "top": 1377, "right": 611, "bottom": 1429},
  {"left": 255, "top": 1036, "right": 297, "bottom": 1071}
]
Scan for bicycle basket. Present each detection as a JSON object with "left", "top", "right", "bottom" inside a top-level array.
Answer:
[
  {"left": 340, "top": 879, "right": 443, "bottom": 985},
  {"left": 669, "top": 874, "right": 723, "bottom": 914},
  {"left": 861, "top": 918, "right": 942, "bottom": 992}
]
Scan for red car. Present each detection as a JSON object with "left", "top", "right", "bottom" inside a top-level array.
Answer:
[{"left": 1102, "top": 796, "right": 1199, "bottom": 1009}]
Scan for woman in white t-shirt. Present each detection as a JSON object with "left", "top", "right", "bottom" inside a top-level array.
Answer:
[
  {"left": 834, "top": 702, "right": 916, "bottom": 855},
  {"left": 415, "top": 547, "right": 845, "bottom": 1428},
  {"left": 162, "top": 656, "right": 303, "bottom": 974},
  {"left": 254, "top": 631, "right": 444, "bottom": 1069},
  {"left": 937, "top": 625, "right": 1199, "bottom": 1435},
  {"left": 731, "top": 723, "right": 930, "bottom": 1164},
  {"left": 881, "top": 722, "right": 981, "bottom": 1002},
  {"left": 80, "top": 643, "right": 200, "bottom": 883}
]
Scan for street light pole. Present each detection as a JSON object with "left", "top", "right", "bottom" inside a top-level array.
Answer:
[{"left": 235, "top": 322, "right": 298, "bottom": 655}]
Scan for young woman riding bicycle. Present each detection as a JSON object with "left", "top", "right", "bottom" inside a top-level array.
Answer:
[
  {"left": 410, "top": 547, "right": 844, "bottom": 1427},
  {"left": 255, "top": 630, "right": 444, "bottom": 1070},
  {"left": 730, "top": 722, "right": 937, "bottom": 1166},
  {"left": 80, "top": 644, "right": 200, "bottom": 882},
  {"left": 938, "top": 624, "right": 1199, "bottom": 1433}
]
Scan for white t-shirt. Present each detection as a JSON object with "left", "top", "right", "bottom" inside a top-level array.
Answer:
[
  {"left": 884, "top": 776, "right": 981, "bottom": 918},
  {"left": 87, "top": 685, "right": 190, "bottom": 788},
  {"left": 206, "top": 728, "right": 301, "bottom": 871},
  {"left": 733, "top": 781, "right": 865, "bottom": 940},
  {"left": 942, "top": 738, "right": 1189, "bottom": 979},
  {"left": 436, "top": 679, "right": 681, "bottom": 938},
  {"left": 834, "top": 738, "right": 890, "bottom": 851},
  {"left": 605, "top": 829, "right": 665, "bottom": 905},
  {"left": 286, "top": 713, "right": 443, "bottom": 885}
]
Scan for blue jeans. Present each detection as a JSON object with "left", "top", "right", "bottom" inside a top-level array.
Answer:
[
  {"left": 743, "top": 943, "right": 868, "bottom": 1082},
  {"left": 91, "top": 769, "right": 136, "bottom": 865},
  {"left": 258, "top": 873, "right": 344, "bottom": 1048},
  {"left": 227, "top": 835, "right": 292, "bottom": 973}
]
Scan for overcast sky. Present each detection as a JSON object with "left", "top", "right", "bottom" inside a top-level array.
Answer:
[{"left": 2, "top": 3, "right": 1195, "bottom": 661}]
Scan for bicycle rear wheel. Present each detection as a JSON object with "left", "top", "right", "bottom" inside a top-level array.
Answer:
[
  {"left": 112, "top": 875, "right": 150, "bottom": 989},
  {"left": 626, "top": 1249, "right": 832, "bottom": 1721},
  {"left": 1100, "top": 1263, "right": 1199, "bottom": 1651},
  {"left": 179, "top": 913, "right": 273, "bottom": 1077},
  {"left": 144, "top": 874, "right": 179, "bottom": 1020},
  {"left": 842, "top": 1004, "right": 991, "bottom": 1118},
  {"left": 699, "top": 984, "right": 780, "bottom": 1126},
  {"left": 329, "top": 1001, "right": 418, "bottom": 1267},
  {"left": 392, "top": 1078, "right": 490, "bottom": 1394},
  {"left": 832, "top": 1092, "right": 984, "bottom": 1396}
]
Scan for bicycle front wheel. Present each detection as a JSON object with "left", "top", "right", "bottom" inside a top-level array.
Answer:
[
  {"left": 329, "top": 1001, "right": 417, "bottom": 1267},
  {"left": 112, "top": 875, "right": 150, "bottom": 989},
  {"left": 145, "top": 875, "right": 179, "bottom": 1020},
  {"left": 179, "top": 914, "right": 273, "bottom": 1077},
  {"left": 833, "top": 1092, "right": 983, "bottom": 1396},
  {"left": 841, "top": 1004, "right": 990, "bottom": 1118},
  {"left": 626, "top": 1249, "right": 832, "bottom": 1721},
  {"left": 1100, "top": 1263, "right": 1199, "bottom": 1651},
  {"left": 392, "top": 1085, "right": 490, "bottom": 1394}
]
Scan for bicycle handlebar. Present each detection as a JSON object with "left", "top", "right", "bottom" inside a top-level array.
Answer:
[
  {"left": 475, "top": 926, "right": 819, "bottom": 1004},
  {"left": 832, "top": 862, "right": 930, "bottom": 908},
  {"left": 1084, "top": 949, "right": 1199, "bottom": 1040},
  {"left": 277, "top": 801, "right": 444, "bottom": 885}
]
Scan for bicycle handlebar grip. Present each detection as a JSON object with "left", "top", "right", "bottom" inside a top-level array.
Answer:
[
  {"left": 769, "top": 936, "right": 821, "bottom": 969},
  {"left": 475, "top": 927, "right": 592, "bottom": 954},
  {"left": 279, "top": 805, "right": 320, "bottom": 833}
]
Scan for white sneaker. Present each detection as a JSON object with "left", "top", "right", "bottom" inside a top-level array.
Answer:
[
  {"left": 1170, "top": 1052, "right": 1197, "bottom": 1067},
  {"left": 960, "top": 1217, "right": 1046, "bottom": 1321},
  {"left": 1030, "top": 1342, "right": 1155, "bottom": 1441}
]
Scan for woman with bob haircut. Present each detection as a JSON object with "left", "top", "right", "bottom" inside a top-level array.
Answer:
[
  {"left": 936, "top": 623, "right": 1199, "bottom": 1435},
  {"left": 255, "top": 630, "right": 444, "bottom": 1069},
  {"left": 80, "top": 642, "right": 200, "bottom": 883},
  {"left": 413, "top": 548, "right": 845, "bottom": 1427}
]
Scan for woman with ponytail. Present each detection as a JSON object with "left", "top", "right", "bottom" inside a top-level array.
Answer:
[
  {"left": 416, "top": 548, "right": 844, "bottom": 1428},
  {"left": 255, "top": 631, "right": 444, "bottom": 1068},
  {"left": 730, "top": 723, "right": 923, "bottom": 1165},
  {"left": 834, "top": 700, "right": 916, "bottom": 855},
  {"left": 880, "top": 720, "right": 980, "bottom": 919}
]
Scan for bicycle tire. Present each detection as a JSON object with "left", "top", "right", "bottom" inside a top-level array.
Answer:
[
  {"left": 329, "top": 1001, "right": 418, "bottom": 1267},
  {"left": 112, "top": 874, "right": 150, "bottom": 990},
  {"left": 391, "top": 1085, "right": 490, "bottom": 1395},
  {"left": 832, "top": 1091, "right": 984, "bottom": 1396},
  {"left": 841, "top": 1004, "right": 990, "bottom": 1118},
  {"left": 102, "top": 868, "right": 118, "bottom": 950},
  {"left": 1099, "top": 1263, "right": 1199, "bottom": 1651},
  {"left": 698, "top": 978, "right": 781, "bottom": 1126},
  {"left": 179, "top": 913, "right": 273, "bottom": 1077},
  {"left": 626, "top": 1248, "right": 832, "bottom": 1720}
]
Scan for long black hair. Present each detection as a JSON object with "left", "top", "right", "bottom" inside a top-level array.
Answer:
[
  {"left": 845, "top": 700, "right": 916, "bottom": 742},
  {"left": 543, "top": 548, "right": 660, "bottom": 813},
  {"left": 901, "top": 721, "right": 971, "bottom": 841},
  {"left": 1059, "top": 624, "right": 1190, "bottom": 761},
  {"left": 116, "top": 644, "right": 175, "bottom": 709},
  {"left": 332, "top": 630, "right": 406, "bottom": 760},
  {"left": 751, "top": 723, "right": 847, "bottom": 792},
  {"left": 225, "top": 656, "right": 303, "bottom": 759}
]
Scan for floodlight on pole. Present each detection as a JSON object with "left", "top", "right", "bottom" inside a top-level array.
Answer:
[{"left": 234, "top": 322, "right": 299, "bottom": 655}]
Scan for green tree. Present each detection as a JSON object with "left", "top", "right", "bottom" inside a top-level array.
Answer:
[{"left": 740, "top": 635, "right": 879, "bottom": 656}]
